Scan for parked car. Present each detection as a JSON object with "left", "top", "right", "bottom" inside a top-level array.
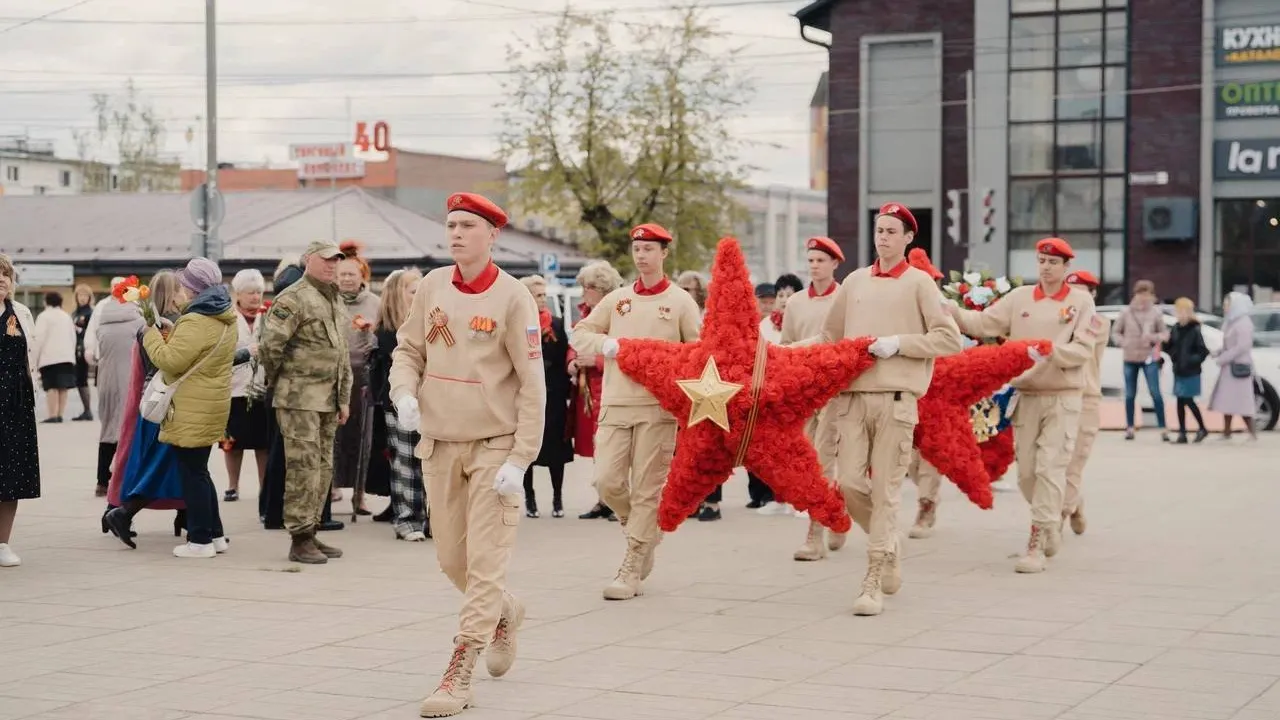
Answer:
[
  {"left": 1249, "top": 303, "right": 1280, "bottom": 348},
  {"left": 547, "top": 282, "right": 585, "bottom": 328},
  {"left": 1096, "top": 306, "right": 1280, "bottom": 431}
]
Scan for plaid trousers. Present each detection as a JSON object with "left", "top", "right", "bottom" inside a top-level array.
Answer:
[{"left": 385, "top": 409, "right": 428, "bottom": 536}]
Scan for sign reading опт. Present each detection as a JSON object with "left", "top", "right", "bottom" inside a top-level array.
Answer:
[
  {"left": 1217, "top": 79, "right": 1280, "bottom": 119},
  {"left": 1217, "top": 24, "right": 1280, "bottom": 66}
]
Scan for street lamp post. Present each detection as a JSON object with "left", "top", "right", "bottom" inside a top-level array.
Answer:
[{"left": 204, "top": 0, "right": 220, "bottom": 260}]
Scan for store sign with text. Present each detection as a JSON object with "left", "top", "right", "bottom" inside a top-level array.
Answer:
[
  {"left": 1217, "top": 80, "right": 1280, "bottom": 119},
  {"left": 1214, "top": 138, "right": 1280, "bottom": 179},
  {"left": 1217, "top": 24, "right": 1280, "bottom": 65}
]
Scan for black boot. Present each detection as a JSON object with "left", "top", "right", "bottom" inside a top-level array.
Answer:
[
  {"left": 173, "top": 509, "right": 186, "bottom": 538},
  {"left": 105, "top": 508, "right": 137, "bottom": 549}
]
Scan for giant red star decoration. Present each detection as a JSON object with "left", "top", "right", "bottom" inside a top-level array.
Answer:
[
  {"left": 614, "top": 239, "right": 877, "bottom": 533},
  {"left": 913, "top": 340, "right": 1052, "bottom": 509}
]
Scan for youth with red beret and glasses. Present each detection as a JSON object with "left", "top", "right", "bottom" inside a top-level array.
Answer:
[
  {"left": 821, "top": 203, "right": 963, "bottom": 616},
  {"left": 1062, "top": 269, "right": 1109, "bottom": 537},
  {"left": 389, "top": 192, "right": 547, "bottom": 717},
  {"left": 569, "top": 223, "right": 701, "bottom": 601},
  {"left": 946, "top": 237, "right": 1102, "bottom": 573},
  {"left": 781, "top": 235, "right": 852, "bottom": 561}
]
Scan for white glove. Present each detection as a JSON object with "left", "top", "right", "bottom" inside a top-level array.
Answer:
[
  {"left": 1028, "top": 346, "right": 1048, "bottom": 363},
  {"left": 601, "top": 338, "right": 620, "bottom": 359},
  {"left": 493, "top": 462, "right": 525, "bottom": 497},
  {"left": 394, "top": 395, "right": 421, "bottom": 431},
  {"left": 869, "top": 336, "right": 901, "bottom": 359}
]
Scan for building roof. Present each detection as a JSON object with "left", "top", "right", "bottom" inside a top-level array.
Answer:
[
  {"left": 794, "top": 0, "right": 836, "bottom": 33},
  {"left": 0, "top": 186, "right": 590, "bottom": 274},
  {"left": 810, "top": 71, "right": 829, "bottom": 108}
]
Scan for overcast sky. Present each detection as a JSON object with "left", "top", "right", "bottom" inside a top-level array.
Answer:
[{"left": 0, "top": 0, "right": 828, "bottom": 189}]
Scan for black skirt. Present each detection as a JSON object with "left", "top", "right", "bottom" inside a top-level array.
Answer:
[
  {"left": 0, "top": 306, "right": 40, "bottom": 501},
  {"left": 224, "top": 396, "right": 271, "bottom": 451},
  {"left": 75, "top": 356, "right": 90, "bottom": 388},
  {"left": 39, "top": 362, "right": 77, "bottom": 391}
]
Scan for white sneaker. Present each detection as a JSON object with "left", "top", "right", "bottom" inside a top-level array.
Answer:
[
  {"left": 400, "top": 531, "right": 427, "bottom": 542},
  {"left": 0, "top": 543, "right": 21, "bottom": 567},
  {"left": 212, "top": 537, "right": 230, "bottom": 554},
  {"left": 756, "top": 502, "right": 791, "bottom": 516},
  {"left": 174, "top": 542, "right": 216, "bottom": 559}
]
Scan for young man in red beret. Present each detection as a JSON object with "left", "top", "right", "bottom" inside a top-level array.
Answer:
[
  {"left": 390, "top": 192, "right": 547, "bottom": 717},
  {"left": 821, "top": 203, "right": 962, "bottom": 616},
  {"left": 781, "top": 236, "right": 849, "bottom": 561},
  {"left": 946, "top": 237, "right": 1102, "bottom": 573},
  {"left": 1063, "top": 269, "right": 1109, "bottom": 536},
  {"left": 570, "top": 223, "right": 701, "bottom": 601}
]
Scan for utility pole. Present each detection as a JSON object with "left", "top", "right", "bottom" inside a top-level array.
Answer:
[{"left": 203, "top": 0, "right": 220, "bottom": 260}]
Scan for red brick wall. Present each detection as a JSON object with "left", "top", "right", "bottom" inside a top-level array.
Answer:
[
  {"left": 1124, "top": 0, "right": 1203, "bottom": 302},
  {"left": 827, "top": 0, "right": 975, "bottom": 278}
]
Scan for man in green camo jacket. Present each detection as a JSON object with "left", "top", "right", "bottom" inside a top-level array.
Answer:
[{"left": 258, "top": 240, "right": 353, "bottom": 564}]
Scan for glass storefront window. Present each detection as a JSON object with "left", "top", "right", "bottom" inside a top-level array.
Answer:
[
  {"left": 1057, "top": 68, "right": 1103, "bottom": 120},
  {"left": 1011, "top": 17, "right": 1055, "bottom": 68},
  {"left": 1055, "top": 122, "right": 1102, "bottom": 172},
  {"left": 1105, "top": 11, "right": 1127, "bottom": 64},
  {"left": 1103, "top": 121, "right": 1125, "bottom": 172},
  {"left": 1057, "top": 178, "right": 1103, "bottom": 230},
  {"left": 1058, "top": 13, "right": 1104, "bottom": 67},
  {"left": 1009, "top": 71, "right": 1055, "bottom": 121},
  {"left": 1010, "top": 123, "right": 1056, "bottom": 174},
  {"left": 1104, "top": 177, "right": 1125, "bottom": 230},
  {"left": 1104, "top": 68, "right": 1126, "bottom": 118},
  {"left": 1216, "top": 199, "right": 1280, "bottom": 304},
  {"left": 1104, "top": 233, "right": 1125, "bottom": 282},
  {"left": 1010, "top": 179, "right": 1055, "bottom": 230},
  {"left": 1060, "top": 0, "right": 1103, "bottom": 9},
  {"left": 1012, "top": 0, "right": 1056, "bottom": 12}
]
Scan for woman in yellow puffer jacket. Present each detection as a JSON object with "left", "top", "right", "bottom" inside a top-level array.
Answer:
[{"left": 141, "top": 258, "right": 237, "bottom": 559}]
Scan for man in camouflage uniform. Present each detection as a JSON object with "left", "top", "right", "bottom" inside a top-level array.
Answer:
[{"left": 258, "top": 240, "right": 353, "bottom": 564}]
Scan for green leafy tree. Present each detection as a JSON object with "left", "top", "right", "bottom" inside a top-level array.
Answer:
[
  {"left": 499, "top": 6, "right": 753, "bottom": 272},
  {"left": 73, "top": 79, "right": 181, "bottom": 193}
]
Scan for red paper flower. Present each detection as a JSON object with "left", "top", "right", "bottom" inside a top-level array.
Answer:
[
  {"left": 615, "top": 239, "right": 877, "bottom": 533},
  {"left": 257, "top": 300, "right": 273, "bottom": 315},
  {"left": 979, "top": 426, "right": 1016, "bottom": 485},
  {"left": 914, "top": 340, "right": 1052, "bottom": 509}
]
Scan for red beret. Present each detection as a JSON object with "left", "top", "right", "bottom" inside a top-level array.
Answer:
[
  {"left": 1066, "top": 269, "right": 1100, "bottom": 288},
  {"left": 630, "top": 223, "right": 673, "bottom": 244},
  {"left": 907, "top": 247, "right": 943, "bottom": 280},
  {"left": 806, "top": 236, "right": 844, "bottom": 262},
  {"left": 877, "top": 202, "right": 918, "bottom": 235},
  {"left": 1035, "top": 236, "right": 1075, "bottom": 260},
  {"left": 447, "top": 192, "right": 508, "bottom": 229}
]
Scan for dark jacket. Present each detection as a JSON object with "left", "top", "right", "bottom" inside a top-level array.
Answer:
[
  {"left": 533, "top": 314, "right": 573, "bottom": 467},
  {"left": 1164, "top": 321, "right": 1210, "bottom": 377}
]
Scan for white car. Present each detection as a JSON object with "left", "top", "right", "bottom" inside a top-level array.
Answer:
[
  {"left": 548, "top": 283, "right": 585, "bottom": 328},
  {"left": 1097, "top": 306, "right": 1280, "bottom": 431}
]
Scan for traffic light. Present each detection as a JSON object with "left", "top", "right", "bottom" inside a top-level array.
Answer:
[
  {"left": 946, "top": 189, "right": 962, "bottom": 244},
  {"left": 981, "top": 188, "right": 997, "bottom": 243}
]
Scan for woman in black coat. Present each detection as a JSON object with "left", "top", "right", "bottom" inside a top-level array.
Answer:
[{"left": 520, "top": 276, "right": 573, "bottom": 518}]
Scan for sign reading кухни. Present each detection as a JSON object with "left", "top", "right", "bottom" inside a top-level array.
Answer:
[
  {"left": 1217, "top": 80, "right": 1280, "bottom": 119},
  {"left": 1217, "top": 24, "right": 1280, "bottom": 66}
]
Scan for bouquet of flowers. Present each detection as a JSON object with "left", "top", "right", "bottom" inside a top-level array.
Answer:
[
  {"left": 111, "top": 275, "right": 156, "bottom": 326},
  {"left": 942, "top": 270, "right": 1021, "bottom": 311}
]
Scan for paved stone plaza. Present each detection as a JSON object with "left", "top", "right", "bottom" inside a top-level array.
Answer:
[{"left": 2, "top": 420, "right": 1279, "bottom": 720}]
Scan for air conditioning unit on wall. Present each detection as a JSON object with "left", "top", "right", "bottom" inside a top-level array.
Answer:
[{"left": 1142, "top": 197, "right": 1197, "bottom": 242}]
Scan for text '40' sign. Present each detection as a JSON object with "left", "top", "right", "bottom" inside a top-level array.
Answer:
[{"left": 355, "top": 121, "right": 391, "bottom": 153}]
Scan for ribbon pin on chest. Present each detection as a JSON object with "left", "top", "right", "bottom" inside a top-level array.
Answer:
[
  {"left": 616, "top": 298, "right": 633, "bottom": 317},
  {"left": 658, "top": 306, "right": 672, "bottom": 321},
  {"left": 426, "top": 307, "right": 456, "bottom": 347}
]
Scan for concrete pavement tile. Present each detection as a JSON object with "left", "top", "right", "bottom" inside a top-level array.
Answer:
[
  {"left": 618, "top": 628, "right": 764, "bottom": 653},
  {"left": 617, "top": 670, "right": 788, "bottom": 703},
  {"left": 707, "top": 705, "right": 879, "bottom": 720},
  {"left": 188, "top": 662, "right": 357, "bottom": 691},
  {"left": 461, "top": 680, "right": 603, "bottom": 715},
  {"left": 1204, "top": 615, "right": 1280, "bottom": 638},
  {"left": 0, "top": 602, "right": 98, "bottom": 622},
  {"left": 207, "top": 690, "right": 403, "bottom": 720},
  {"left": 548, "top": 690, "right": 734, "bottom": 719},
  {"left": 810, "top": 662, "right": 966, "bottom": 693},
  {"left": 1115, "top": 664, "right": 1277, "bottom": 699},
  {"left": 504, "top": 654, "right": 668, "bottom": 690},
  {"left": 1022, "top": 638, "right": 1167, "bottom": 663},
  {"left": 0, "top": 697, "right": 70, "bottom": 720},
  {"left": 750, "top": 683, "right": 923, "bottom": 715},
  {"left": 676, "top": 638, "right": 861, "bottom": 681},
  {"left": 1089, "top": 609, "right": 1223, "bottom": 631},
  {"left": 940, "top": 669, "right": 1107, "bottom": 706},
  {"left": 664, "top": 613, "right": 815, "bottom": 638},
  {"left": 1072, "top": 684, "right": 1256, "bottom": 720},
  {"left": 668, "top": 583, "right": 790, "bottom": 602},
  {"left": 900, "top": 629, "right": 1041, "bottom": 654},
  {"left": 0, "top": 672, "right": 161, "bottom": 703},
  {"left": 265, "top": 643, "right": 424, "bottom": 670},
  {"left": 980, "top": 654, "right": 1139, "bottom": 683},
  {"left": 856, "top": 646, "right": 1006, "bottom": 672},
  {"left": 1148, "top": 648, "right": 1280, "bottom": 676},
  {"left": 16, "top": 702, "right": 193, "bottom": 720},
  {"left": 1112, "top": 596, "right": 1246, "bottom": 617},
  {"left": 1056, "top": 618, "right": 1199, "bottom": 646},
  {"left": 941, "top": 615, "right": 1077, "bottom": 638},
  {"left": 1183, "top": 632, "right": 1280, "bottom": 656},
  {"left": 886, "top": 693, "right": 1070, "bottom": 720}
]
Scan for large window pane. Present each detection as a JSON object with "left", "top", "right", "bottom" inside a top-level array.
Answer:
[
  {"left": 1058, "top": 68, "right": 1104, "bottom": 120},
  {"left": 1057, "top": 178, "right": 1103, "bottom": 230},
  {"left": 1104, "top": 68, "right": 1126, "bottom": 118},
  {"left": 1010, "top": 179, "right": 1055, "bottom": 230},
  {"left": 1105, "top": 10, "right": 1127, "bottom": 64},
  {"left": 1060, "top": 0, "right": 1103, "bottom": 8},
  {"left": 1010, "top": 71, "right": 1054, "bottom": 121},
  {"left": 1104, "top": 121, "right": 1125, "bottom": 172},
  {"left": 1010, "top": 124, "right": 1055, "bottom": 175},
  {"left": 1106, "top": 0, "right": 1127, "bottom": 6},
  {"left": 1104, "top": 176, "right": 1125, "bottom": 229},
  {"left": 1104, "top": 233, "right": 1125, "bottom": 283},
  {"left": 1059, "top": 13, "right": 1104, "bottom": 67},
  {"left": 1056, "top": 122, "right": 1102, "bottom": 172},
  {"left": 1011, "top": 17, "right": 1055, "bottom": 68},
  {"left": 1011, "top": 0, "right": 1055, "bottom": 12}
]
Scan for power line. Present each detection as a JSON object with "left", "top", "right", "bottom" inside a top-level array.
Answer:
[{"left": 0, "top": 0, "right": 96, "bottom": 35}]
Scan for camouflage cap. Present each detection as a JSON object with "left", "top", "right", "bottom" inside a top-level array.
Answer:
[{"left": 303, "top": 240, "right": 345, "bottom": 260}]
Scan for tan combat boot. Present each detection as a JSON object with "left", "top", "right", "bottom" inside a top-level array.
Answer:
[
  {"left": 641, "top": 535, "right": 659, "bottom": 580},
  {"left": 1069, "top": 500, "right": 1087, "bottom": 535},
  {"left": 486, "top": 593, "right": 525, "bottom": 678},
  {"left": 289, "top": 534, "right": 327, "bottom": 564},
  {"left": 882, "top": 538, "right": 903, "bottom": 595},
  {"left": 1043, "top": 520, "right": 1062, "bottom": 558},
  {"left": 1015, "top": 524, "right": 1048, "bottom": 573},
  {"left": 419, "top": 640, "right": 482, "bottom": 717},
  {"left": 852, "top": 552, "right": 888, "bottom": 616},
  {"left": 603, "top": 538, "right": 645, "bottom": 600},
  {"left": 793, "top": 521, "right": 828, "bottom": 562},
  {"left": 311, "top": 533, "right": 343, "bottom": 559},
  {"left": 908, "top": 499, "right": 937, "bottom": 539},
  {"left": 828, "top": 532, "right": 847, "bottom": 552}
]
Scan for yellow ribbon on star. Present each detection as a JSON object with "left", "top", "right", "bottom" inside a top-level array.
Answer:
[{"left": 676, "top": 356, "right": 744, "bottom": 432}]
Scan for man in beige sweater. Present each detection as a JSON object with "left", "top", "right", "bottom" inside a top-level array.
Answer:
[
  {"left": 780, "top": 236, "right": 848, "bottom": 561},
  {"left": 570, "top": 224, "right": 700, "bottom": 601},
  {"left": 946, "top": 237, "right": 1102, "bottom": 574},
  {"left": 390, "top": 192, "right": 547, "bottom": 718},
  {"left": 822, "top": 203, "right": 962, "bottom": 616},
  {"left": 1063, "top": 269, "right": 1109, "bottom": 537}
]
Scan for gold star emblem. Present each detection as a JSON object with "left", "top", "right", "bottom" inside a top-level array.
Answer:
[{"left": 676, "top": 356, "right": 744, "bottom": 432}]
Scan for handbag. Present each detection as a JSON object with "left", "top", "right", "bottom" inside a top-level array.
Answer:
[
  {"left": 1230, "top": 363, "right": 1252, "bottom": 379},
  {"left": 139, "top": 325, "right": 231, "bottom": 424}
]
